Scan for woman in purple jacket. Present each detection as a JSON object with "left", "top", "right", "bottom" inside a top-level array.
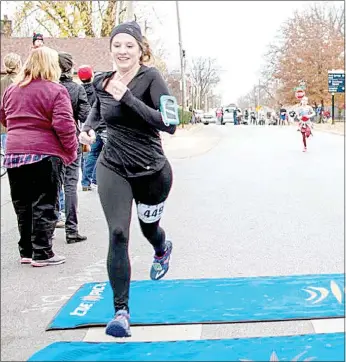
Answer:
[{"left": 0, "top": 46, "right": 78, "bottom": 267}]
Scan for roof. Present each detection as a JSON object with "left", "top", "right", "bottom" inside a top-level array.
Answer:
[{"left": 1, "top": 37, "right": 113, "bottom": 73}]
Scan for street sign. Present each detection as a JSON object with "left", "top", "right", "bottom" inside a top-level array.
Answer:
[
  {"left": 295, "top": 89, "right": 305, "bottom": 100},
  {"left": 256, "top": 106, "right": 262, "bottom": 112},
  {"left": 328, "top": 70, "right": 345, "bottom": 93}
]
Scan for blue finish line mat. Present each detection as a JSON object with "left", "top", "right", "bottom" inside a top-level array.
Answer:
[
  {"left": 28, "top": 333, "right": 345, "bottom": 361},
  {"left": 47, "top": 273, "right": 345, "bottom": 330}
]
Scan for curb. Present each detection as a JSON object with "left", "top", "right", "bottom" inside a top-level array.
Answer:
[
  {"left": 175, "top": 123, "right": 204, "bottom": 135},
  {"left": 161, "top": 124, "right": 204, "bottom": 145}
]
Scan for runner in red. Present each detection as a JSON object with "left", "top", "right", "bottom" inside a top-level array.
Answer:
[{"left": 298, "top": 97, "right": 315, "bottom": 152}]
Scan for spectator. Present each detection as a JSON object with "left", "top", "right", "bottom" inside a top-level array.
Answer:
[
  {"left": 56, "top": 52, "right": 90, "bottom": 244},
  {"left": 0, "top": 53, "right": 22, "bottom": 151},
  {"left": 32, "top": 33, "right": 44, "bottom": 49},
  {"left": 0, "top": 46, "right": 78, "bottom": 266},
  {"left": 78, "top": 65, "right": 105, "bottom": 191}
]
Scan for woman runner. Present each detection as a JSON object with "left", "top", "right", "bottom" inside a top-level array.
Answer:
[
  {"left": 79, "top": 21, "right": 176, "bottom": 338},
  {"left": 298, "top": 96, "right": 315, "bottom": 152}
]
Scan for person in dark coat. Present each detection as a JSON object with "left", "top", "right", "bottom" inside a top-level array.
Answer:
[
  {"left": 78, "top": 65, "right": 106, "bottom": 191},
  {"left": 56, "top": 52, "right": 90, "bottom": 244}
]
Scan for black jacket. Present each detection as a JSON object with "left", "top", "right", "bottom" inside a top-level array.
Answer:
[
  {"left": 81, "top": 82, "right": 106, "bottom": 133},
  {"left": 82, "top": 65, "right": 176, "bottom": 178},
  {"left": 60, "top": 75, "right": 90, "bottom": 128},
  {"left": 82, "top": 82, "right": 96, "bottom": 107}
]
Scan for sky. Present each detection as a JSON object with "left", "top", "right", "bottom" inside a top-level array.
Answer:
[
  {"left": 1, "top": 1, "right": 342, "bottom": 104},
  {"left": 148, "top": 0, "right": 326, "bottom": 104}
]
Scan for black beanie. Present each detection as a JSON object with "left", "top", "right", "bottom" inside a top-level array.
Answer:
[
  {"left": 109, "top": 21, "right": 143, "bottom": 49},
  {"left": 33, "top": 32, "right": 44, "bottom": 44}
]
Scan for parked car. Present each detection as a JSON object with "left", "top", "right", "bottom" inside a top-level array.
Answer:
[
  {"left": 222, "top": 107, "right": 236, "bottom": 124},
  {"left": 202, "top": 110, "right": 216, "bottom": 125}
]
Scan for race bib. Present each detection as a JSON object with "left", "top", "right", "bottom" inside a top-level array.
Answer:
[{"left": 137, "top": 202, "right": 165, "bottom": 223}]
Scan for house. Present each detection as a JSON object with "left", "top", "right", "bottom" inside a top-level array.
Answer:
[
  {"left": 1, "top": 17, "right": 115, "bottom": 75},
  {"left": 1, "top": 36, "right": 114, "bottom": 75},
  {"left": 1, "top": 17, "right": 191, "bottom": 108}
]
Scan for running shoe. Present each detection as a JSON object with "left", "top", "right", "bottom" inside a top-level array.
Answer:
[
  {"left": 150, "top": 240, "right": 173, "bottom": 281},
  {"left": 20, "top": 257, "right": 32, "bottom": 264},
  {"left": 105, "top": 310, "right": 131, "bottom": 337},
  {"left": 31, "top": 254, "right": 66, "bottom": 267}
]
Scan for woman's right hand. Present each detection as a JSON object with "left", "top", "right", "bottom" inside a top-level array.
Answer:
[{"left": 79, "top": 130, "right": 96, "bottom": 145}]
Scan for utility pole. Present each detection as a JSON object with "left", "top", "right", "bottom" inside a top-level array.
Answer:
[
  {"left": 175, "top": 0, "right": 186, "bottom": 128},
  {"left": 257, "top": 79, "right": 260, "bottom": 119}
]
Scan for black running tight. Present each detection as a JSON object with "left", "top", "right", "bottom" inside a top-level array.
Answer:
[{"left": 97, "top": 161, "right": 173, "bottom": 314}]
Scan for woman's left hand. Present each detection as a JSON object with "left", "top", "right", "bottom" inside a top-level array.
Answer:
[{"left": 110, "top": 80, "right": 128, "bottom": 101}]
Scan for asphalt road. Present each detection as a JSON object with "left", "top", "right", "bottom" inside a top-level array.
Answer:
[{"left": 1, "top": 124, "right": 344, "bottom": 361}]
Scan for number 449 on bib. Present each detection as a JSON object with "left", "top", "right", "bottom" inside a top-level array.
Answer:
[{"left": 137, "top": 202, "right": 165, "bottom": 223}]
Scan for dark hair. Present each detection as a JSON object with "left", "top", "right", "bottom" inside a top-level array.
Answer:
[
  {"left": 80, "top": 78, "right": 92, "bottom": 84},
  {"left": 138, "top": 36, "right": 153, "bottom": 64},
  {"left": 33, "top": 32, "right": 44, "bottom": 44}
]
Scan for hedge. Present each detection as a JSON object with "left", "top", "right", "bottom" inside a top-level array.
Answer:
[{"left": 178, "top": 108, "right": 193, "bottom": 125}]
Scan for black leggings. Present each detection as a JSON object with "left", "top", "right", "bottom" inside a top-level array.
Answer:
[{"left": 97, "top": 160, "right": 173, "bottom": 314}]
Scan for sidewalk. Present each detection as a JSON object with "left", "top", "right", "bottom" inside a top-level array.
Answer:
[
  {"left": 161, "top": 123, "right": 220, "bottom": 159},
  {"left": 161, "top": 123, "right": 204, "bottom": 146},
  {"left": 313, "top": 122, "right": 344, "bottom": 136}
]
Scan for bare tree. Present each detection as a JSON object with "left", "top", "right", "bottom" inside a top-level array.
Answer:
[
  {"left": 129, "top": 2, "right": 169, "bottom": 77},
  {"left": 12, "top": 1, "right": 120, "bottom": 37},
  {"left": 165, "top": 71, "right": 182, "bottom": 104},
  {"left": 236, "top": 86, "right": 258, "bottom": 110},
  {"left": 189, "top": 57, "right": 221, "bottom": 109},
  {"left": 100, "top": 0, "right": 117, "bottom": 37}
]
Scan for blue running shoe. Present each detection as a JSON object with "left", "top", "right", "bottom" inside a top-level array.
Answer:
[
  {"left": 150, "top": 240, "right": 173, "bottom": 281},
  {"left": 105, "top": 310, "right": 131, "bottom": 337}
]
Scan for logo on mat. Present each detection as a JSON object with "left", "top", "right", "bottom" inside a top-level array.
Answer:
[
  {"left": 70, "top": 283, "right": 107, "bottom": 317},
  {"left": 303, "top": 280, "right": 344, "bottom": 304},
  {"left": 82, "top": 295, "right": 103, "bottom": 302},
  {"left": 81, "top": 282, "right": 107, "bottom": 302}
]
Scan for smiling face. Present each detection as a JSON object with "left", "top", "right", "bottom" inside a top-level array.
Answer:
[{"left": 110, "top": 33, "right": 142, "bottom": 73}]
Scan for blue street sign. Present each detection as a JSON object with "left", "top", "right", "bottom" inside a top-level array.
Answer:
[{"left": 328, "top": 72, "right": 345, "bottom": 93}]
